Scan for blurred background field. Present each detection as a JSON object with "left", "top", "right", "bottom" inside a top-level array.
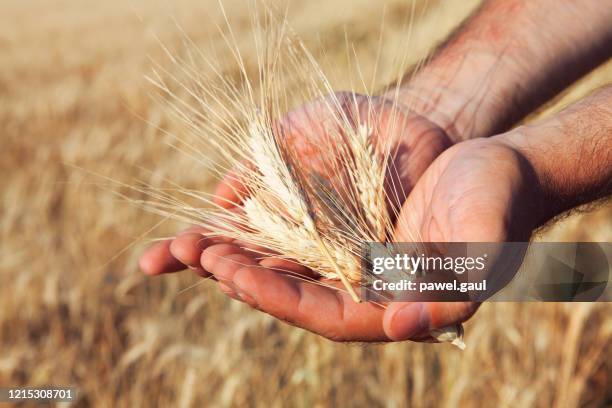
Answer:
[{"left": 0, "top": 0, "right": 610, "bottom": 406}]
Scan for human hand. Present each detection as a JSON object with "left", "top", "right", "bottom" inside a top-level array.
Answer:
[
  {"left": 139, "top": 0, "right": 612, "bottom": 342},
  {"left": 394, "top": 137, "right": 542, "bottom": 245},
  {"left": 186, "top": 137, "right": 545, "bottom": 342},
  {"left": 140, "top": 92, "right": 461, "bottom": 342},
  {"left": 389, "top": 81, "right": 612, "bottom": 333},
  {"left": 141, "top": 85, "right": 611, "bottom": 343}
]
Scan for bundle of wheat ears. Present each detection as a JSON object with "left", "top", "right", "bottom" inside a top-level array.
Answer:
[{"left": 136, "top": 9, "right": 464, "bottom": 348}]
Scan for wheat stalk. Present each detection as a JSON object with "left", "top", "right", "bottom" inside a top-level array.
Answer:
[
  {"left": 135, "top": 6, "right": 464, "bottom": 346},
  {"left": 348, "top": 123, "right": 390, "bottom": 242},
  {"left": 244, "top": 116, "right": 364, "bottom": 301}
]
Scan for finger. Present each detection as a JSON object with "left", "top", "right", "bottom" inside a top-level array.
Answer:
[
  {"left": 170, "top": 232, "right": 217, "bottom": 278},
  {"left": 199, "top": 243, "right": 263, "bottom": 302},
  {"left": 232, "top": 239, "right": 275, "bottom": 256},
  {"left": 170, "top": 233, "right": 210, "bottom": 267},
  {"left": 378, "top": 109, "right": 451, "bottom": 191},
  {"left": 201, "top": 243, "right": 258, "bottom": 282},
  {"left": 173, "top": 225, "right": 237, "bottom": 275},
  {"left": 258, "top": 257, "right": 319, "bottom": 279},
  {"left": 383, "top": 301, "right": 478, "bottom": 341},
  {"left": 229, "top": 265, "right": 389, "bottom": 342},
  {"left": 139, "top": 240, "right": 186, "bottom": 276},
  {"left": 218, "top": 281, "right": 243, "bottom": 302},
  {"left": 202, "top": 242, "right": 387, "bottom": 341},
  {"left": 213, "top": 169, "right": 249, "bottom": 209}
]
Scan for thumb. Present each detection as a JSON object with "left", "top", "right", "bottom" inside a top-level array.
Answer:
[{"left": 383, "top": 301, "right": 478, "bottom": 341}]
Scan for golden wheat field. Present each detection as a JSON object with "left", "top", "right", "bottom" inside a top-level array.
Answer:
[{"left": 1, "top": 0, "right": 611, "bottom": 406}]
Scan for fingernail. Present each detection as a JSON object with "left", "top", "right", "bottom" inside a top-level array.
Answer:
[
  {"left": 390, "top": 303, "right": 429, "bottom": 340},
  {"left": 189, "top": 266, "right": 211, "bottom": 278},
  {"left": 212, "top": 270, "right": 234, "bottom": 283},
  {"left": 233, "top": 272, "right": 257, "bottom": 307},
  {"left": 218, "top": 282, "right": 240, "bottom": 301},
  {"left": 237, "top": 291, "right": 258, "bottom": 307}
]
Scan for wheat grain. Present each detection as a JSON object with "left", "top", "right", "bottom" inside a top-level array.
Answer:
[{"left": 348, "top": 123, "right": 391, "bottom": 242}]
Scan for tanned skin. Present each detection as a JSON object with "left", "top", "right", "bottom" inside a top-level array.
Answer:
[{"left": 140, "top": 0, "right": 612, "bottom": 342}]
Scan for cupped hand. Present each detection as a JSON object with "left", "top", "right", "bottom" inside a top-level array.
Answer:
[
  {"left": 384, "top": 136, "right": 544, "bottom": 336},
  {"left": 395, "top": 137, "right": 542, "bottom": 244},
  {"left": 140, "top": 92, "right": 471, "bottom": 342}
]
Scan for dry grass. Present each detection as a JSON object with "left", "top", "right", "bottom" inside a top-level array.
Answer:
[{"left": 0, "top": 0, "right": 610, "bottom": 406}]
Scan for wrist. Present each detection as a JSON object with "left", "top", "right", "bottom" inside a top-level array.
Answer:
[
  {"left": 384, "top": 0, "right": 612, "bottom": 145},
  {"left": 494, "top": 128, "right": 575, "bottom": 229},
  {"left": 384, "top": 51, "right": 518, "bottom": 143}
]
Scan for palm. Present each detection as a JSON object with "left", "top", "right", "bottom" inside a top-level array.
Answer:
[
  {"left": 387, "top": 138, "right": 540, "bottom": 318},
  {"left": 218, "top": 92, "right": 451, "bottom": 209},
  {"left": 396, "top": 138, "right": 538, "bottom": 244}
]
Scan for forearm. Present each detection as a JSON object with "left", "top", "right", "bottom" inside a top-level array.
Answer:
[
  {"left": 392, "top": 0, "right": 612, "bottom": 142},
  {"left": 500, "top": 85, "right": 612, "bottom": 226}
]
